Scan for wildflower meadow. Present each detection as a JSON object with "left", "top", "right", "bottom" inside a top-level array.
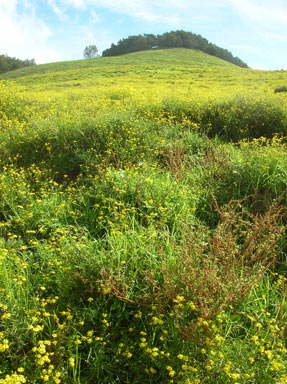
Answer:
[{"left": 0, "top": 48, "right": 286, "bottom": 383}]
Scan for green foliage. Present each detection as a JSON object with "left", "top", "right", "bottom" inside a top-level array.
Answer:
[
  {"left": 0, "top": 54, "right": 35, "bottom": 74},
  {"left": 274, "top": 85, "right": 287, "bottom": 93},
  {"left": 142, "top": 96, "right": 287, "bottom": 142},
  {"left": 199, "top": 97, "right": 286, "bottom": 140},
  {"left": 102, "top": 30, "right": 248, "bottom": 68},
  {"left": 83, "top": 45, "right": 99, "bottom": 59}
]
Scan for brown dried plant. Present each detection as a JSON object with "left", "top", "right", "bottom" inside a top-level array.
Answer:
[
  {"left": 161, "top": 146, "right": 186, "bottom": 180},
  {"left": 152, "top": 198, "right": 286, "bottom": 322},
  {"left": 98, "top": 197, "right": 286, "bottom": 339}
]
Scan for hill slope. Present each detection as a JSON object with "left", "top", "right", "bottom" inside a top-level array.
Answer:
[
  {"left": 0, "top": 48, "right": 236, "bottom": 80},
  {"left": 1, "top": 47, "right": 287, "bottom": 138},
  {"left": 0, "top": 45, "right": 287, "bottom": 384},
  {"left": 1, "top": 48, "right": 286, "bottom": 113}
]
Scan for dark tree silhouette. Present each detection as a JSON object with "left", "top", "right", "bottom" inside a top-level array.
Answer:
[
  {"left": 0, "top": 54, "right": 35, "bottom": 74},
  {"left": 102, "top": 30, "right": 248, "bottom": 68}
]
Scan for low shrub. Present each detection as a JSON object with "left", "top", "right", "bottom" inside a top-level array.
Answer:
[
  {"left": 144, "top": 97, "right": 287, "bottom": 142},
  {"left": 274, "top": 86, "right": 287, "bottom": 93}
]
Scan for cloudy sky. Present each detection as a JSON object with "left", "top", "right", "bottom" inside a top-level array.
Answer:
[{"left": 1, "top": 0, "right": 287, "bottom": 69}]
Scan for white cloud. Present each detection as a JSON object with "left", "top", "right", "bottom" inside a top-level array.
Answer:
[
  {"left": 64, "top": 0, "right": 86, "bottom": 9},
  {"left": 60, "top": 0, "right": 181, "bottom": 23},
  {"left": 0, "top": 0, "right": 17, "bottom": 17},
  {"left": 260, "top": 31, "right": 287, "bottom": 42},
  {"left": 0, "top": 0, "right": 60, "bottom": 63},
  {"left": 47, "top": 0, "right": 66, "bottom": 19},
  {"left": 226, "top": 0, "right": 287, "bottom": 51},
  {"left": 81, "top": 26, "right": 97, "bottom": 42},
  {"left": 90, "top": 9, "right": 100, "bottom": 23},
  {"left": 95, "top": 0, "right": 181, "bottom": 23},
  {"left": 58, "top": 0, "right": 287, "bottom": 29},
  {"left": 228, "top": 0, "right": 287, "bottom": 24}
]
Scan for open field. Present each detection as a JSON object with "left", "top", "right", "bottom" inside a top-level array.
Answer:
[{"left": 0, "top": 48, "right": 287, "bottom": 383}]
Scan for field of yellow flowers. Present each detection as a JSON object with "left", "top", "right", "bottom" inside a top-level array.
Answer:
[{"left": 0, "top": 48, "right": 287, "bottom": 383}]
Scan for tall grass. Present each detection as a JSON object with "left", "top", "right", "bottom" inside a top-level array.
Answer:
[{"left": 0, "top": 49, "right": 287, "bottom": 383}]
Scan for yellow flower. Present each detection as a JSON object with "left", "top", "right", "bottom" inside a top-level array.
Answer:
[{"left": 69, "top": 357, "right": 75, "bottom": 367}]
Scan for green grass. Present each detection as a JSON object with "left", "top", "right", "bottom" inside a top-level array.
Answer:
[
  {"left": 0, "top": 48, "right": 286, "bottom": 383},
  {"left": 0, "top": 49, "right": 235, "bottom": 79}
]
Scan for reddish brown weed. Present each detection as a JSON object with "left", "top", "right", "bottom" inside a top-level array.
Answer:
[{"left": 155, "top": 199, "right": 285, "bottom": 319}]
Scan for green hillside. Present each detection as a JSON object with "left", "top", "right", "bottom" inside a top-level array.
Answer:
[
  {"left": 0, "top": 49, "right": 237, "bottom": 79},
  {"left": 1, "top": 48, "right": 286, "bottom": 95},
  {"left": 0, "top": 48, "right": 287, "bottom": 384}
]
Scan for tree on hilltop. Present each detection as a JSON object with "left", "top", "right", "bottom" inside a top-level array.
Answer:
[
  {"left": 102, "top": 31, "right": 248, "bottom": 68},
  {"left": 83, "top": 45, "right": 99, "bottom": 59}
]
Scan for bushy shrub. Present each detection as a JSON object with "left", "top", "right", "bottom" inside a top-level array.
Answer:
[
  {"left": 147, "top": 97, "right": 287, "bottom": 142},
  {"left": 274, "top": 86, "right": 287, "bottom": 93}
]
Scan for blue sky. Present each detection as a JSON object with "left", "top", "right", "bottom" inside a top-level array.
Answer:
[{"left": 1, "top": 0, "right": 287, "bottom": 69}]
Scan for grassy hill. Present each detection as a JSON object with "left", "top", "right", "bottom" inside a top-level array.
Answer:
[
  {"left": 0, "top": 49, "right": 287, "bottom": 383},
  {"left": 0, "top": 49, "right": 238, "bottom": 79},
  {"left": 1, "top": 48, "right": 286, "bottom": 109}
]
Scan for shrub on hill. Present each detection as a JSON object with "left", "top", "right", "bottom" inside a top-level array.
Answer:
[
  {"left": 102, "top": 30, "right": 248, "bottom": 68},
  {"left": 274, "top": 85, "right": 287, "bottom": 93},
  {"left": 141, "top": 96, "right": 287, "bottom": 142},
  {"left": 0, "top": 54, "right": 35, "bottom": 74}
]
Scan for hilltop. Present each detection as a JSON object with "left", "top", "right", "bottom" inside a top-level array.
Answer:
[{"left": 102, "top": 30, "right": 248, "bottom": 68}]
